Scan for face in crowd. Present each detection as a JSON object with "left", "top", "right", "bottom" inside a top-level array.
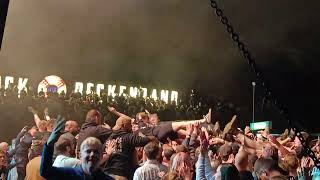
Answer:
[
  {"left": 149, "top": 114, "right": 160, "bottom": 126},
  {"left": 29, "top": 126, "right": 38, "bottom": 137},
  {"left": 0, "top": 151, "right": 6, "bottom": 168},
  {"left": 65, "top": 120, "right": 80, "bottom": 135},
  {"left": 0, "top": 142, "right": 9, "bottom": 152},
  {"left": 80, "top": 137, "right": 103, "bottom": 175},
  {"left": 132, "top": 123, "right": 139, "bottom": 133}
]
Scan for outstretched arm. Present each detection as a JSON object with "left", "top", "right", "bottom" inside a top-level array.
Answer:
[
  {"left": 107, "top": 106, "right": 132, "bottom": 120},
  {"left": 40, "top": 115, "right": 66, "bottom": 178},
  {"left": 268, "top": 134, "right": 290, "bottom": 156},
  {"left": 28, "top": 106, "right": 42, "bottom": 129},
  {"left": 44, "top": 107, "right": 51, "bottom": 121}
]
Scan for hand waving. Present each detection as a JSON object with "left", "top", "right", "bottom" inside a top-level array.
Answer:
[{"left": 47, "top": 115, "right": 65, "bottom": 146}]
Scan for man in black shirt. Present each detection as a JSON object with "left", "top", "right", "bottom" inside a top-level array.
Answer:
[
  {"left": 15, "top": 126, "right": 38, "bottom": 180},
  {"left": 104, "top": 116, "right": 155, "bottom": 179},
  {"left": 77, "top": 109, "right": 112, "bottom": 155},
  {"left": 108, "top": 107, "right": 211, "bottom": 143}
]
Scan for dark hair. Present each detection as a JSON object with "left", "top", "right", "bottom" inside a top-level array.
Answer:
[
  {"left": 29, "top": 140, "right": 45, "bottom": 160},
  {"left": 164, "top": 148, "right": 174, "bottom": 160},
  {"left": 219, "top": 144, "right": 232, "bottom": 161},
  {"left": 55, "top": 138, "right": 73, "bottom": 155},
  {"left": 176, "top": 145, "right": 188, "bottom": 153},
  {"left": 85, "top": 109, "right": 101, "bottom": 123},
  {"left": 209, "top": 144, "right": 220, "bottom": 155},
  {"left": 230, "top": 143, "right": 240, "bottom": 156},
  {"left": 254, "top": 158, "right": 279, "bottom": 177},
  {"left": 144, "top": 142, "right": 159, "bottom": 160},
  {"left": 295, "top": 146, "right": 307, "bottom": 159},
  {"left": 220, "top": 163, "right": 240, "bottom": 180},
  {"left": 162, "top": 172, "right": 184, "bottom": 180}
]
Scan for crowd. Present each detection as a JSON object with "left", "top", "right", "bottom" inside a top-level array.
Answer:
[
  {"left": 0, "top": 84, "right": 214, "bottom": 125},
  {"left": 0, "top": 85, "right": 320, "bottom": 180}
]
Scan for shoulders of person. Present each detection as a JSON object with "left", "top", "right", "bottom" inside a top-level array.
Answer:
[
  {"left": 27, "top": 156, "right": 42, "bottom": 167},
  {"left": 147, "top": 160, "right": 167, "bottom": 171},
  {"left": 54, "top": 155, "right": 80, "bottom": 165},
  {"left": 59, "top": 132, "right": 75, "bottom": 141},
  {"left": 53, "top": 166, "right": 84, "bottom": 178},
  {"left": 134, "top": 166, "right": 142, "bottom": 175},
  {"left": 159, "top": 163, "right": 168, "bottom": 173},
  {"left": 93, "top": 168, "right": 114, "bottom": 180},
  {"left": 123, "top": 132, "right": 150, "bottom": 142},
  {"left": 80, "top": 122, "right": 98, "bottom": 130}
]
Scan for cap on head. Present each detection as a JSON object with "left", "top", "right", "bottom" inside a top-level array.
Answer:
[{"left": 112, "top": 116, "right": 132, "bottom": 131}]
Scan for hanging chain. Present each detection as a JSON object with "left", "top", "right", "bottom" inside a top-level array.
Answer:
[{"left": 209, "top": 0, "right": 320, "bottom": 168}]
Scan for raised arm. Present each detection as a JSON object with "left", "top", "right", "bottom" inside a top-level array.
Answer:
[
  {"left": 28, "top": 106, "right": 42, "bottom": 129},
  {"left": 107, "top": 106, "right": 132, "bottom": 120},
  {"left": 40, "top": 115, "right": 66, "bottom": 178},
  {"left": 268, "top": 134, "right": 290, "bottom": 156},
  {"left": 196, "top": 132, "right": 215, "bottom": 180},
  {"left": 44, "top": 107, "right": 51, "bottom": 121},
  {"left": 7, "top": 126, "right": 29, "bottom": 158},
  {"left": 100, "top": 140, "right": 116, "bottom": 166}
]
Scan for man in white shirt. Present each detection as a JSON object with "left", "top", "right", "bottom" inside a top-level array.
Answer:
[
  {"left": 133, "top": 142, "right": 167, "bottom": 180},
  {"left": 53, "top": 138, "right": 80, "bottom": 168}
]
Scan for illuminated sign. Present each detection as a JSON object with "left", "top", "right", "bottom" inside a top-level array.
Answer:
[
  {"left": 38, "top": 75, "right": 67, "bottom": 96},
  {"left": 250, "top": 121, "right": 272, "bottom": 131},
  {"left": 73, "top": 82, "right": 178, "bottom": 103},
  {"left": 0, "top": 75, "right": 29, "bottom": 92},
  {"left": 0, "top": 75, "right": 179, "bottom": 103}
]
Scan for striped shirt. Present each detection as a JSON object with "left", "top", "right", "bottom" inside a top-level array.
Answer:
[{"left": 133, "top": 160, "right": 167, "bottom": 180}]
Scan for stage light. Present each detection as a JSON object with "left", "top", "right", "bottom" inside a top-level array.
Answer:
[
  {"left": 96, "top": 84, "right": 104, "bottom": 96},
  {"left": 75, "top": 82, "right": 84, "bottom": 94},
  {"left": 4, "top": 76, "right": 13, "bottom": 89},
  {"left": 129, "top": 87, "right": 138, "bottom": 97},
  {"left": 151, "top": 89, "right": 158, "bottom": 100},
  {"left": 108, "top": 85, "right": 116, "bottom": 97},
  {"left": 160, "top": 90, "right": 169, "bottom": 103},
  {"left": 171, "top": 91, "right": 178, "bottom": 104},
  {"left": 140, "top": 87, "right": 147, "bottom": 98},
  {"left": 38, "top": 75, "right": 67, "bottom": 95},
  {"left": 17, "top": 78, "right": 28, "bottom": 92},
  {"left": 119, "top": 85, "right": 126, "bottom": 96},
  {"left": 86, "top": 83, "right": 94, "bottom": 94}
]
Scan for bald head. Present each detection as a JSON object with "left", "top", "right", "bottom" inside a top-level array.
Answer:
[
  {"left": 85, "top": 109, "right": 102, "bottom": 125},
  {"left": 235, "top": 149, "right": 248, "bottom": 171},
  {"left": 65, "top": 120, "right": 79, "bottom": 135},
  {"left": 0, "top": 142, "right": 9, "bottom": 152}
]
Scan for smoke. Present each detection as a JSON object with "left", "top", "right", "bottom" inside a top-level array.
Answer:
[{"left": 0, "top": 0, "right": 320, "bottom": 129}]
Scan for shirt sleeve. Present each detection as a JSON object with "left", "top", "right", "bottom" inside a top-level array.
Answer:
[
  {"left": 127, "top": 134, "right": 151, "bottom": 147},
  {"left": 133, "top": 167, "right": 142, "bottom": 180},
  {"left": 196, "top": 153, "right": 215, "bottom": 180},
  {"left": 96, "top": 125, "right": 113, "bottom": 142},
  {"left": 40, "top": 143, "right": 79, "bottom": 179}
]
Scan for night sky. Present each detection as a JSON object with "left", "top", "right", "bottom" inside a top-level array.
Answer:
[{"left": 1, "top": 0, "right": 320, "bottom": 132}]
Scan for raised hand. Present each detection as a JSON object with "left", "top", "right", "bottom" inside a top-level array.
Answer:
[
  {"left": 21, "top": 126, "right": 29, "bottom": 133},
  {"left": 186, "top": 124, "right": 194, "bottom": 136},
  {"left": 27, "top": 106, "right": 38, "bottom": 114},
  {"left": 209, "top": 137, "right": 225, "bottom": 145},
  {"left": 105, "top": 139, "right": 116, "bottom": 155},
  {"left": 268, "top": 134, "right": 280, "bottom": 146},
  {"left": 107, "top": 106, "right": 116, "bottom": 112},
  {"left": 178, "top": 165, "right": 192, "bottom": 180},
  {"left": 44, "top": 107, "right": 49, "bottom": 115},
  {"left": 200, "top": 131, "right": 209, "bottom": 154},
  {"left": 145, "top": 109, "right": 150, "bottom": 115},
  {"left": 47, "top": 115, "right": 65, "bottom": 146}
]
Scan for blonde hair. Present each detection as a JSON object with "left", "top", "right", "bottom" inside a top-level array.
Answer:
[{"left": 80, "top": 137, "right": 102, "bottom": 152}]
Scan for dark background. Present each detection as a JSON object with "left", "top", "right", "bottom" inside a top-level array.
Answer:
[{"left": 1, "top": 0, "right": 320, "bottom": 136}]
